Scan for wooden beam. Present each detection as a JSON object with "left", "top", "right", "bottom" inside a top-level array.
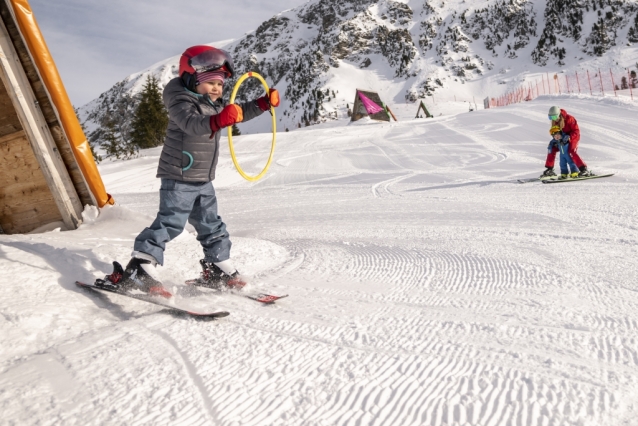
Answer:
[{"left": 0, "top": 16, "right": 82, "bottom": 230}]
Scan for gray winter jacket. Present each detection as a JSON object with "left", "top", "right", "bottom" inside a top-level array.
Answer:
[{"left": 156, "top": 77, "right": 265, "bottom": 182}]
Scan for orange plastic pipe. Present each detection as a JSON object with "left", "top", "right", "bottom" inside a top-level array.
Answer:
[{"left": 8, "top": 0, "right": 114, "bottom": 206}]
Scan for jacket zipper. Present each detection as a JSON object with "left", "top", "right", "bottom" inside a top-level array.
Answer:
[{"left": 208, "top": 99, "right": 220, "bottom": 180}]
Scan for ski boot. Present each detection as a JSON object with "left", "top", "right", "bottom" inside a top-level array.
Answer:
[
  {"left": 96, "top": 254, "right": 172, "bottom": 298},
  {"left": 196, "top": 259, "right": 246, "bottom": 290},
  {"left": 558, "top": 174, "right": 569, "bottom": 180},
  {"left": 578, "top": 166, "right": 592, "bottom": 177},
  {"left": 570, "top": 171, "right": 579, "bottom": 178},
  {"left": 540, "top": 167, "right": 557, "bottom": 179}
]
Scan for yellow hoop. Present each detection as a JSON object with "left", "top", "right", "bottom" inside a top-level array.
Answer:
[{"left": 227, "top": 72, "right": 276, "bottom": 181}]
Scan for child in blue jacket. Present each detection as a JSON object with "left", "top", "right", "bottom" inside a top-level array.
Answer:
[{"left": 549, "top": 125, "right": 579, "bottom": 180}]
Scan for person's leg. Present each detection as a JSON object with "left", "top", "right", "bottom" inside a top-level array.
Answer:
[
  {"left": 545, "top": 144, "right": 559, "bottom": 168},
  {"left": 563, "top": 144, "right": 579, "bottom": 176},
  {"left": 568, "top": 143, "right": 586, "bottom": 169},
  {"left": 133, "top": 179, "right": 199, "bottom": 265},
  {"left": 188, "top": 182, "right": 232, "bottom": 264},
  {"left": 559, "top": 150, "right": 569, "bottom": 175}
]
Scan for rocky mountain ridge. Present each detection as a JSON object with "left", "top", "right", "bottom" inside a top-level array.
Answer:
[{"left": 81, "top": 0, "right": 638, "bottom": 139}]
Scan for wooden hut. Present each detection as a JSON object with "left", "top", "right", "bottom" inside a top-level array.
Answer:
[
  {"left": 350, "top": 89, "right": 393, "bottom": 122},
  {"left": 0, "top": 0, "right": 112, "bottom": 234}
]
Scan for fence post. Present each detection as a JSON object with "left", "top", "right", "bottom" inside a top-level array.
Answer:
[
  {"left": 565, "top": 75, "right": 570, "bottom": 93},
  {"left": 555, "top": 74, "right": 561, "bottom": 94},
  {"left": 598, "top": 69, "right": 605, "bottom": 96},
  {"left": 536, "top": 80, "right": 540, "bottom": 98},
  {"left": 575, "top": 71, "right": 581, "bottom": 93},
  {"left": 628, "top": 69, "right": 634, "bottom": 101},
  {"left": 547, "top": 73, "right": 551, "bottom": 94},
  {"left": 587, "top": 70, "right": 593, "bottom": 95},
  {"left": 610, "top": 68, "right": 617, "bottom": 97}
]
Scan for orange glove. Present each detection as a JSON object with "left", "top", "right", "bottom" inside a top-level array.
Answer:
[
  {"left": 210, "top": 104, "right": 243, "bottom": 135},
  {"left": 256, "top": 88, "right": 280, "bottom": 111}
]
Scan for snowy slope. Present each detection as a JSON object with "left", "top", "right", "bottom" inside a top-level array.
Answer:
[{"left": 2, "top": 96, "right": 638, "bottom": 425}]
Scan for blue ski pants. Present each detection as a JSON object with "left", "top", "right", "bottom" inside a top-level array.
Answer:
[
  {"left": 133, "top": 179, "right": 231, "bottom": 266},
  {"left": 558, "top": 142, "right": 579, "bottom": 174}
]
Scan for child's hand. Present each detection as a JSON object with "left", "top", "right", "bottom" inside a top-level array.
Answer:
[
  {"left": 256, "top": 88, "right": 280, "bottom": 111},
  {"left": 210, "top": 104, "right": 243, "bottom": 136}
]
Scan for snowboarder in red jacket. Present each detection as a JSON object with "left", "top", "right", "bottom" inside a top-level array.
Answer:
[{"left": 541, "top": 106, "right": 590, "bottom": 178}]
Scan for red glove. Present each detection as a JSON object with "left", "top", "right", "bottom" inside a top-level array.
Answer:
[
  {"left": 210, "top": 104, "right": 243, "bottom": 136},
  {"left": 256, "top": 88, "right": 280, "bottom": 111}
]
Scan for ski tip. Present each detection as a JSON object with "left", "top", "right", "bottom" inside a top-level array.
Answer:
[
  {"left": 250, "top": 293, "right": 289, "bottom": 304},
  {"left": 183, "top": 311, "right": 230, "bottom": 318}
]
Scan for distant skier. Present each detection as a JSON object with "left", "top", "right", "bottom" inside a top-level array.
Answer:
[
  {"left": 549, "top": 125, "right": 580, "bottom": 180},
  {"left": 540, "top": 106, "right": 590, "bottom": 178},
  {"left": 108, "top": 45, "right": 280, "bottom": 296}
]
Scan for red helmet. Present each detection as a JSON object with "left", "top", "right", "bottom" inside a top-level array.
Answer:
[{"left": 179, "top": 45, "right": 235, "bottom": 79}]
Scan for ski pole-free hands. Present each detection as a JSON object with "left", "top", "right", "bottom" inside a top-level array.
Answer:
[
  {"left": 256, "top": 88, "right": 280, "bottom": 111},
  {"left": 210, "top": 104, "right": 243, "bottom": 137},
  {"left": 560, "top": 134, "right": 570, "bottom": 144}
]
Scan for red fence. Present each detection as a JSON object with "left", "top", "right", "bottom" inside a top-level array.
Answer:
[{"left": 488, "top": 67, "right": 638, "bottom": 108}]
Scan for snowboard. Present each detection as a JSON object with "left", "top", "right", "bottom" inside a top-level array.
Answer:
[
  {"left": 518, "top": 175, "right": 559, "bottom": 183},
  {"left": 76, "top": 280, "right": 230, "bottom": 318},
  {"left": 542, "top": 173, "right": 614, "bottom": 184},
  {"left": 184, "top": 278, "right": 288, "bottom": 304}
]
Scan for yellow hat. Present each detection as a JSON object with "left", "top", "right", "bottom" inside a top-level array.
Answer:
[{"left": 549, "top": 125, "right": 561, "bottom": 135}]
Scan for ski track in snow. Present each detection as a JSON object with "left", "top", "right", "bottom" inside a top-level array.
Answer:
[{"left": 1, "top": 97, "right": 638, "bottom": 425}]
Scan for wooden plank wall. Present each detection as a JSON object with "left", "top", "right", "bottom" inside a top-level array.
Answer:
[
  {"left": 0, "top": 3, "right": 93, "bottom": 207},
  {"left": 0, "top": 129, "right": 63, "bottom": 233},
  {"left": 0, "top": 67, "right": 62, "bottom": 233}
]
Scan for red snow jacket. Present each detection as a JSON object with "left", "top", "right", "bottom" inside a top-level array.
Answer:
[{"left": 552, "top": 109, "right": 580, "bottom": 146}]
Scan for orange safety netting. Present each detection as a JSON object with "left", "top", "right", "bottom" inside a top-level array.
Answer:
[{"left": 8, "top": 0, "right": 114, "bottom": 206}]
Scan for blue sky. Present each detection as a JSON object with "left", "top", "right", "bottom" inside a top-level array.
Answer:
[{"left": 29, "top": 0, "right": 308, "bottom": 107}]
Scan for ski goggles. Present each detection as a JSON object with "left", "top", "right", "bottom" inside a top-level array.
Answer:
[
  {"left": 548, "top": 114, "right": 559, "bottom": 121},
  {"left": 190, "top": 49, "right": 235, "bottom": 77}
]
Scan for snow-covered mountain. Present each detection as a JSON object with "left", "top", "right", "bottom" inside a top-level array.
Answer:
[{"left": 80, "top": 0, "right": 638, "bottom": 135}]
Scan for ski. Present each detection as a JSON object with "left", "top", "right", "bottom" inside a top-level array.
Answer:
[
  {"left": 244, "top": 292, "right": 289, "bottom": 304},
  {"left": 542, "top": 173, "right": 614, "bottom": 184},
  {"left": 184, "top": 278, "right": 288, "bottom": 304},
  {"left": 76, "top": 280, "right": 230, "bottom": 318}
]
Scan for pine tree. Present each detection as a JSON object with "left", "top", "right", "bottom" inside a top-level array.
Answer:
[
  {"left": 130, "top": 75, "right": 168, "bottom": 149},
  {"left": 102, "top": 111, "right": 122, "bottom": 160},
  {"left": 628, "top": 13, "right": 638, "bottom": 43},
  {"left": 102, "top": 108, "right": 137, "bottom": 160},
  {"left": 231, "top": 124, "right": 241, "bottom": 136}
]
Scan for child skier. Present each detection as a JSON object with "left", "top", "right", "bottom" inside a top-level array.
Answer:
[
  {"left": 110, "top": 45, "right": 280, "bottom": 296},
  {"left": 541, "top": 106, "right": 589, "bottom": 178},
  {"left": 549, "top": 126, "right": 580, "bottom": 180}
]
